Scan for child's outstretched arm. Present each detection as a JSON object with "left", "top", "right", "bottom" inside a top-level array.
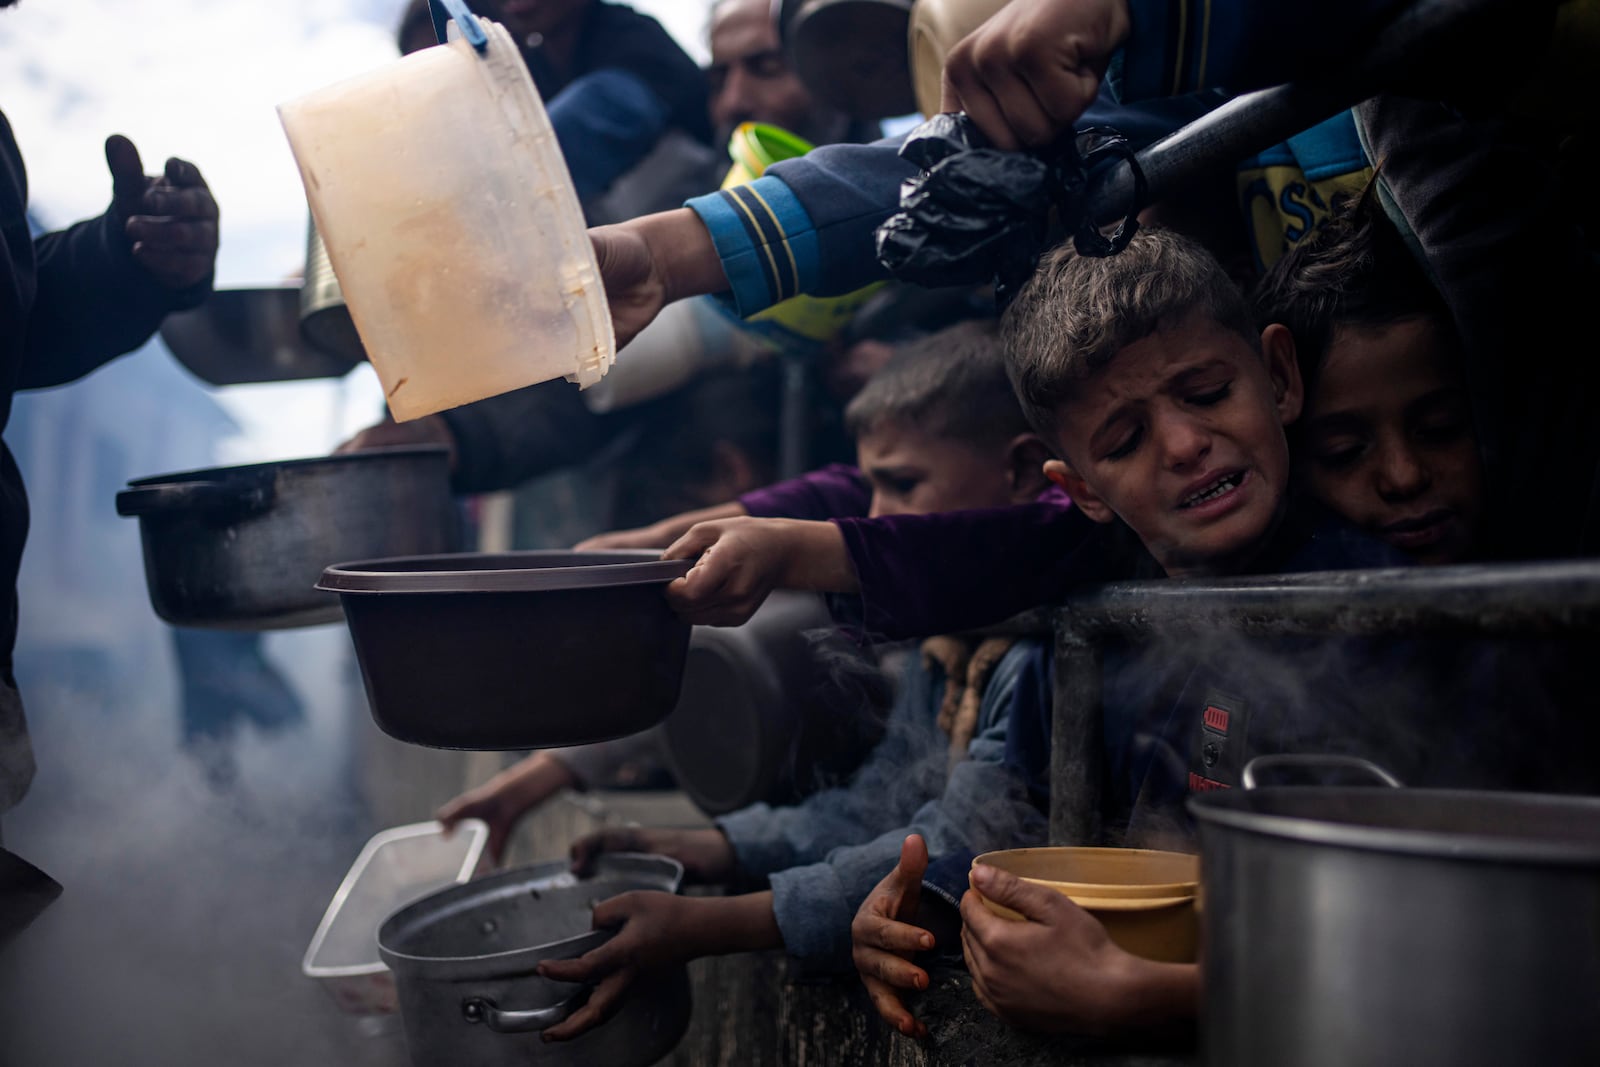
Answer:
[
  {"left": 662, "top": 516, "right": 858, "bottom": 626},
  {"left": 960, "top": 863, "right": 1198, "bottom": 1036}
]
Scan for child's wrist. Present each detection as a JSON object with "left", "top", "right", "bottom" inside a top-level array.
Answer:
[
  {"left": 685, "top": 891, "right": 781, "bottom": 956},
  {"left": 1099, "top": 952, "right": 1199, "bottom": 1032},
  {"left": 779, "top": 520, "right": 857, "bottom": 594}
]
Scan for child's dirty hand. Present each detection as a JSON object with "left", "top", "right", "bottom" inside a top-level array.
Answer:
[
  {"left": 961, "top": 862, "right": 1195, "bottom": 1035},
  {"left": 663, "top": 517, "right": 856, "bottom": 626},
  {"left": 569, "top": 826, "right": 737, "bottom": 885},
  {"left": 436, "top": 751, "right": 577, "bottom": 865},
  {"left": 852, "top": 834, "right": 935, "bottom": 1039},
  {"left": 536, "top": 891, "right": 705, "bottom": 1042}
]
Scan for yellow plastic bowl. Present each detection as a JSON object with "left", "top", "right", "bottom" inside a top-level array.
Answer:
[{"left": 969, "top": 847, "right": 1200, "bottom": 963}]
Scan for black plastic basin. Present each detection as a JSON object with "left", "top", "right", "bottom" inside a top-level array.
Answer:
[{"left": 318, "top": 551, "right": 693, "bottom": 750}]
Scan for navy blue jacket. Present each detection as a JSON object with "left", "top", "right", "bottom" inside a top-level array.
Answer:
[{"left": 1, "top": 111, "right": 210, "bottom": 677}]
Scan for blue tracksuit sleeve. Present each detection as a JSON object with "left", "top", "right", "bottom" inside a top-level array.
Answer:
[
  {"left": 716, "top": 650, "right": 941, "bottom": 878},
  {"left": 766, "top": 642, "right": 1051, "bottom": 972},
  {"left": 685, "top": 139, "right": 915, "bottom": 316},
  {"left": 549, "top": 68, "right": 671, "bottom": 203},
  {"left": 1116, "top": 0, "right": 1416, "bottom": 100}
]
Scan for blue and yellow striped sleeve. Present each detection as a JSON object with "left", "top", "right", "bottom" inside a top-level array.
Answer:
[
  {"left": 686, "top": 177, "right": 820, "bottom": 318},
  {"left": 687, "top": 139, "right": 914, "bottom": 317}
]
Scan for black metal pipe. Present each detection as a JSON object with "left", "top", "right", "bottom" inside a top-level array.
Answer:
[
  {"left": 1057, "top": 562, "right": 1600, "bottom": 639},
  {"left": 1050, "top": 630, "right": 1104, "bottom": 846},
  {"left": 1085, "top": 0, "right": 1513, "bottom": 226}
]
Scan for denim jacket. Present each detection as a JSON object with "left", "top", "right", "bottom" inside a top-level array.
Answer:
[{"left": 717, "top": 639, "right": 1050, "bottom": 972}]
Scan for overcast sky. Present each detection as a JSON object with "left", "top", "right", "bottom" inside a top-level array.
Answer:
[{"left": 0, "top": 0, "right": 709, "bottom": 459}]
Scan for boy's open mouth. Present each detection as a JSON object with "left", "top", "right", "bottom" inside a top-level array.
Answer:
[{"left": 1178, "top": 470, "right": 1246, "bottom": 510}]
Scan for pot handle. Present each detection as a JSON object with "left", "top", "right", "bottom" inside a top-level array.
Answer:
[
  {"left": 115, "top": 480, "right": 276, "bottom": 522},
  {"left": 460, "top": 991, "right": 584, "bottom": 1034},
  {"left": 1241, "top": 754, "right": 1403, "bottom": 791}
]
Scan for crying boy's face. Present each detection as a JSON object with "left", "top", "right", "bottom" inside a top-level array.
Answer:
[{"left": 1044, "top": 311, "right": 1303, "bottom": 577}]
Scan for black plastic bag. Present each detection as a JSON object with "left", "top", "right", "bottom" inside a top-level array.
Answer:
[{"left": 875, "top": 113, "right": 1143, "bottom": 307}]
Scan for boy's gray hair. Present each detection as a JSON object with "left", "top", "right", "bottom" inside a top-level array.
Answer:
[
  {"left": 1001, "top": 228, "right": 1257, "bottom": 437},
  {"left": 844, "top": 318, "right": 1029, "bottom": 446}
]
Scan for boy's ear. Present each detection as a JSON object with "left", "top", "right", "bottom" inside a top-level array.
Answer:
[
  {"left": 1260, "top": 323, "right": 1305, "bottom": 426},
  {"left": 1042, "top": 458, "right": 1116, "bottom": 524},
  {"left": 1005, "top": 434, "right": 1054, "bottom": 503}
]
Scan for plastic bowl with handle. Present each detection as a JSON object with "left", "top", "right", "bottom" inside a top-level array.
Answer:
[{"left": 318, "top": 551, "right": 693, "bottom": 750}]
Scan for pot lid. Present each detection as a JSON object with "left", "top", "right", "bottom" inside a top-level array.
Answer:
[
  {"left": 1189, "top": 786, "right": 1600, "bottom": 867},
  {"left": 318, "top": 551, "right": 692, "bottom": 595}
]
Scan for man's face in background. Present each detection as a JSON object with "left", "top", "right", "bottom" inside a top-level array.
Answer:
[{"left": 707, "top": 0, "right": 831, "bottom": 145}]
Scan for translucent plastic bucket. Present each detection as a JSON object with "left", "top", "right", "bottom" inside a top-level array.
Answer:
[{"left": 278, "top": 20, "right": 613, "bottom": 421}]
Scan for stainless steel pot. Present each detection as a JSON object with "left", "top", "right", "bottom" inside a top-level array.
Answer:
[
  {"left": 299, "top": 218, "right": 366, "bottom": 365},
  {"left": 1189, "top": 755, "right": 1600, "bottom": 1067},
  {"left": 116, "top": 447, "right": 460, "bottom": 629},
  {"left": 159, "top": 286, "right": 362, "bottom": 385},
  {"left": 660, "top": 591, "right": 888, "bottom": 815},
  {"left": 377, "top": 854, "right": 691, "bottom": 1067}
]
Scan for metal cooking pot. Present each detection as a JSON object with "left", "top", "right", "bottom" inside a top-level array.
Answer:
[
  {"left": 661, "top": 591, "right": 889, "bottom": 815},
  {"left": 298, "top": 218, "right": 366, "bottom": 365},
  {"left": 1190, "top": 755, "right": 1600, "bottom": 1067},
  {"left": 377, "top": 854, "right": 690, "bottom": 1067},
  {"left": 116, "top": 447, "right": 460, "bottom": 629},
  {"left": 159, "top": 286, "right": 362, "bottom": 386}
]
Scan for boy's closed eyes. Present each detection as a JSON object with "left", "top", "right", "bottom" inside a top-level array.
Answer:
[{"left": 1299, "top": 316, "right": 1484, "bottom": 563}]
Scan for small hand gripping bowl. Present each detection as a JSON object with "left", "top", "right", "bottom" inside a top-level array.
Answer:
[
  {"left": 318, "top": 551, "right": 693, "bottom": 750},
  {"left": 969, "top": 847, "right": 1201, "bottom": 963}
]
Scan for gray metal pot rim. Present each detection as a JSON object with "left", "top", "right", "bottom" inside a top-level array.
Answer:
[
  {"left": 376, "top": 855, "right": 684, "bottom": 979},
  {"left": 127, "top": 445, "right": 450, "bottom": 487},
  {"left": 318, "top": 551, "right": 692, "bottom": 595},
  {"left": 1188, "top": 787, "right": 1600, "bottom": 867}
]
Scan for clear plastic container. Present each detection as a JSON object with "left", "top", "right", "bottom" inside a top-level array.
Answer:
[
  {"left": 302, "top": 819, "right": 490, "bottom": 1014},
  {"left": 277, "top": 20, "right": 614, "bottom": 421}
]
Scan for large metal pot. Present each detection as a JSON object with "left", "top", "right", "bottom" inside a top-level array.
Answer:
[
  {"left": 159, "top": 286, "right": 362, "bottom": 385},
  {"left": 377, "top": 854, "right": 690, "bottom": 1067},
  {"left": 298, "top": 218, "right": 367, "bottom": 365},
  {"left": 661, "top": 591, "right": 888, "bottom": 814},
  {"left": 1189, "top": 755, "right": 1600, "bottom": 1067},
  {"left": 116, "top": 447, "right": 460, "bottom": 629}
]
